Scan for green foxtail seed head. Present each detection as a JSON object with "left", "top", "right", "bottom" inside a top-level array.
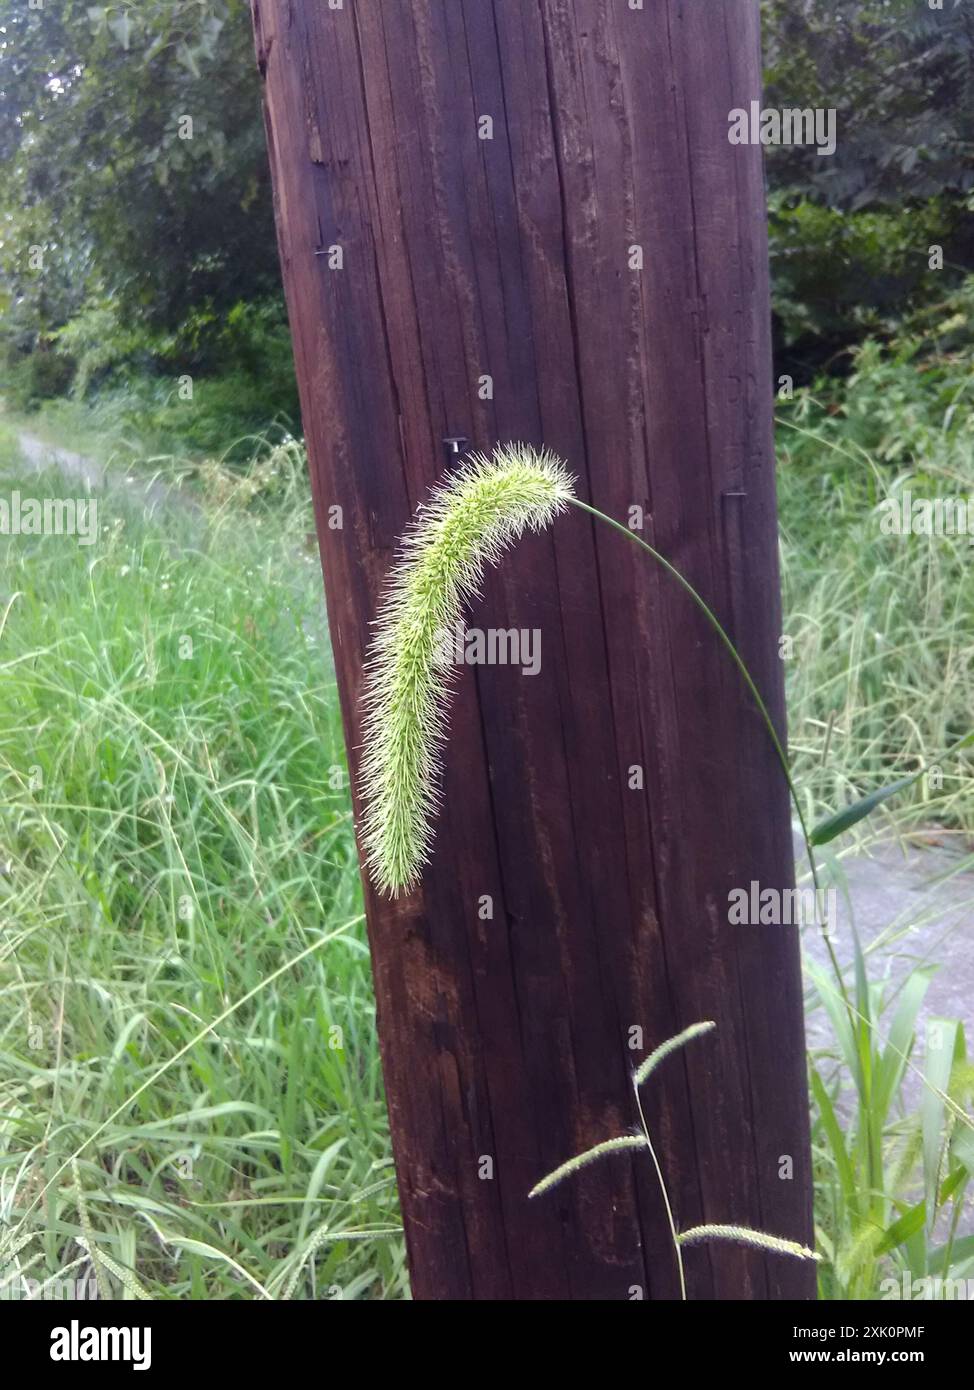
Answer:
[
  {"left": 359, "top": 443, "right": 575, "bottom": 896},
  {"left": 527, "top": 1135, "right": 649, "bottom": 1199},
  {"left": 676, "top": 1225, "right": 821, "bottom": 1262},
  {"left": 633, "top": 1020, "right": 716, "bottom": 1088}
]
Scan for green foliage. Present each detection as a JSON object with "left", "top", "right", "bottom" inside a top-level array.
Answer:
[
  {"left": 51, "top": 300, "right": 148, "bottom": 398},
  {"left": 0, "top": 0, "right": 279, "bottom": 343},
  {"left": 6, "top": 0, "right": 971, "bottom": 424},
  {"left": 762, "top": 0, "right": 974, "bottom": 370},
  {"left": 0, "top": 1, "right": 295, "bottom": 441},
  {"left": 769, "top": 193, "right": 965, "bottom": 359},
  {"left": 763, "top": 0, "right": 974, "bottom": 209},
  {"left": 2, "top": 344, "right": 77, "bottom": 411},
  {"left": 776, "top": 301, "right": 974, "bottom": 1295},
  {"left": 13, "top": 297, "right": 300, "bottom": 459},
  {"left": 0, "top": 430, "right": 406, "bottom": 1299},
  {"left": 807, "top": 955, "right": 973, "bottom": 1300},
  {"left": 777, "top": 294, "right": 974, "bottom": 841}
]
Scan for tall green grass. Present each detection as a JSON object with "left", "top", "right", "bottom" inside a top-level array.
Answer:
[
  {"left": 2, "top": 321, "right": 973, "bottom": 1302},
  {"left": 0, "top": 429, "right": 406, "bottom": 1299},
  {"left": 806, "top": 938, "right": 974, "bottom": 1300},
  {"left": 777, "top": 330, "right": 974, "bottom": 1298},
  {"left": 779, "top": 337, "right": 974, "bottom": 843}
]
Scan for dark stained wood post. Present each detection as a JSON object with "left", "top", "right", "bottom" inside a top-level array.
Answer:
[{"left": 252, "top": 0, "right": 815, "bottom": 1300}]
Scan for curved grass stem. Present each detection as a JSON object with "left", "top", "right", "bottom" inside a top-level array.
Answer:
[
  {"left": 568, "top": 495, "right": 852, "bottom": 1017},
  {"left": 632, "top": 1071, "right": 686, "bottom": 1300}
]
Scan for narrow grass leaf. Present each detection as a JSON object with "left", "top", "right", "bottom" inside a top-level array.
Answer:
[
  {"left": 874, "top": 965, "right": 936, "bottom": 1123},
  {"left": 874, "top": 1200, "right": 927, "bottom": 1257},
  {"left": 922, "top": 1019, "right": 961, "bottom": 1230},
  {"left": 809, "top": 776, "right": 919, "bottom": 846},
  {"left": 809, "top": 1066, "right": 857, "bottom": 1214}
]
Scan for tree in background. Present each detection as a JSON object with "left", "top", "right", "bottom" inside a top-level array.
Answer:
[
  {"left": 763, "top": 0, "right": 974, "bottom": 370},
  {"left": 0, "top": 0, "right": 282, "bottom": 404},
  {"left": 2, "top": 0, "right": 972, "bottom": 413}
]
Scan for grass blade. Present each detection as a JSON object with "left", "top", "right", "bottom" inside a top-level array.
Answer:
[{"left": 809, "top": 776, "right": 918, "bottom": 846}]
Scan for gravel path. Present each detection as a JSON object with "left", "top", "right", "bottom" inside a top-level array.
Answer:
[
  {"left": 800, "top": 834, "right": 974, "bottom": 1052},
  {"left": 14, "top": 428, "right": 200, "bottom": 524}
]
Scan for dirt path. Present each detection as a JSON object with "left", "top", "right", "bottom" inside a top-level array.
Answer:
[
  {"left": 14, "top": 427, "right": 199, "bottom": 522},
  {"left": 16, "top": 430, "right": 102, "bottom": 487},
  {"left": 801, "top": 835, "right": 974, "bottom": 1056}
]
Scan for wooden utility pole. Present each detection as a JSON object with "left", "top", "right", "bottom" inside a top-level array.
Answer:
[{"left": 252, "top": 0, "right": 814, "bottom": 1300}]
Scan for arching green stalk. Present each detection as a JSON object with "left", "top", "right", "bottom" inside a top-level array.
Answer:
[
  {"left": 358, "top": 444, "right": 850, "bottom": 1021},
  {"left": 567, "top": 496, "right": 851, "bottom": 1013}
]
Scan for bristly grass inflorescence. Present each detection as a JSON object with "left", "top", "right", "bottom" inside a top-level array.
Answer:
[
  {"left": 358, "top": 438, "right": 927, "bottom": 906},
  {"left": 529, "top": 1020, "right": 820, "bottom": 1296},
  {"left": 359, "top": 444, "right": 575, "bottom": 896}
]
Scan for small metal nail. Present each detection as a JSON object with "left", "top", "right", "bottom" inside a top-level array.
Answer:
[{"left": 442, "top": 436, "right": 469, "bottom": 466}]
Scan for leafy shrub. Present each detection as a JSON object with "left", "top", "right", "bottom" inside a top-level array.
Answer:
[
  {"left": 2, "top": 345, "right": 77, "bottom": 412},
  {"left": 38, "top": 295, "right": 300, "bottom": 457},
  {"left": 770, "top": 194, "right": 972, "bottom": 375},
  {"left": 777, "top": 275, "right": 974, "bottom": 465}
]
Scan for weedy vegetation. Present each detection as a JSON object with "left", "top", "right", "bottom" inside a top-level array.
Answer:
[
  {"left": 529, "top": 1019, "right": 818, "bottom": 1301},
  {"left": 2, "top": 313, "right": 973, "bottom": 1298},
  {"left": 0, "top": 423, "right": 404, "bottom": 1299}
]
